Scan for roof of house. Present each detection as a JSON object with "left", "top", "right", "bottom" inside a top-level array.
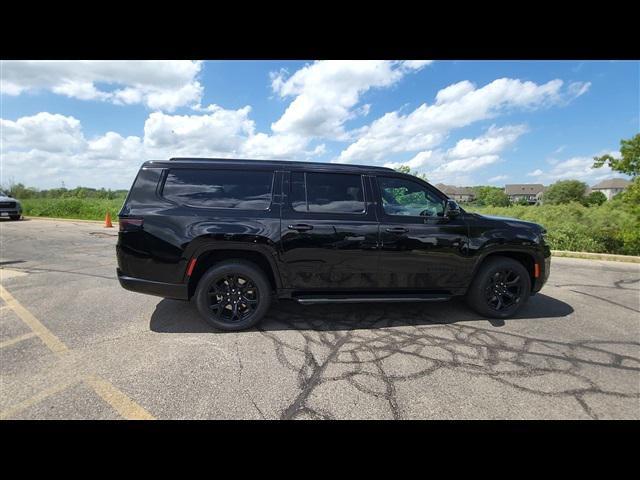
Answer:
[
  {"left": 504, "top": 184, "right": 545, "bottom": 195},
  {"left": 438, "top": 184, "right": 476, "bottom": 196},
  {"left": 591, "top": 178, "right": 631, "bottom": 190}
]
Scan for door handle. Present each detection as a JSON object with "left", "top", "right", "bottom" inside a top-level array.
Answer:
[
  {"left": 385, "top": 227, "right": 409, "bottom": 234},
  {"left": 288, "top": 223, "right": 313, "bottom": 232}
]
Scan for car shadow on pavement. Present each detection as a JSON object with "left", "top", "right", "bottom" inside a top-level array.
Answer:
[{"left": 149, "top": 293, "right": 574, "bottom": 334}]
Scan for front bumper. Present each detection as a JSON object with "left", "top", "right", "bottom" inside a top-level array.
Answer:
[
  {"left": 0, "top": 209, "right": 21, "bottom": 218},
  {"left": 117, "top": 269, "right": 188, "bottom": 300},
  {"left": 531, "top": 248, "right": 551, "bottom": 294}
]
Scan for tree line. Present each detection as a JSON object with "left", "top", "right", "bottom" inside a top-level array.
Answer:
[{"left": 2, "top": 183, "right": 128, "bottom": 200}]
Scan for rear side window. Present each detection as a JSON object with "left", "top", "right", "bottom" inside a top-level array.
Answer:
[
  {"left": 163, "top": 169, "right": 274, "bottom": 210},
  {"left": 290, "top": 172, "right": 365, "bottom": 214}
]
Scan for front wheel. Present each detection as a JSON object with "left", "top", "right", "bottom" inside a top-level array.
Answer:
[
  {"left": 10, "top": 215, "right": 21, "bottom": 221},
  {"left": 466, "top": 256, "right": 531, "bottom": 319},
  {"left": 194, "top": 260, "right": 272, "bottom": 331}
]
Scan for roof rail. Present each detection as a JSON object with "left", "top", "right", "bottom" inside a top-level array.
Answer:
[{"left": 165, "top": 157, "right": 395, "bottom": 171}]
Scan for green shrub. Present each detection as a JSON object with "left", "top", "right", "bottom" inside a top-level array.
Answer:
[
  {"left": 21, "top": 198, "right": 125, "bottom": 221},
  {"left": 468, "top": 201, "right": 639, "bottom": 255}
]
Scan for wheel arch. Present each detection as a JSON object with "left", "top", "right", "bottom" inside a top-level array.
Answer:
[
  {"left": 471, "top": 250, "right": 537, "bottom": 291},
  {"left": 186, "top": 243, "right": 282, "bottom": 299}
]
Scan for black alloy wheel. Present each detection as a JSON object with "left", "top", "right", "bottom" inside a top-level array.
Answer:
[
  {"left": 484, "top": 269, "right": 524, "bottom": 311},
  {"left": 194, "top": 260, "right": 272, "bottom": 331},
  {"left": 466, "top": 256, "right": 531, "bottom": 319},
  {"left": 208, "top": 273, "right": 259, "bottom": 323}
]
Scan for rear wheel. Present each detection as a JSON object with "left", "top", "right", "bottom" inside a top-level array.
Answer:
[
  {"left": 466, "top": 256, "right": 531, "bottom": 319},
  {"left": 194, "top": 260, "right": 271, "bottom": 331}
]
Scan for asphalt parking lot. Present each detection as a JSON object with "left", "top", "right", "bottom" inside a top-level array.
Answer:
[{"left": 1, "top": 218, "right": 639, "bottom": 420}]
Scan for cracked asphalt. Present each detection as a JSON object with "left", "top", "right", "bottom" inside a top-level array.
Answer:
[{"left": 1, "top": 218, "right": 639, "bottom": 419}]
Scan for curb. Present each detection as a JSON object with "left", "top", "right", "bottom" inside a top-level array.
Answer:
[
  {"left": 24, "top": 216, "right": 118, "bottom": 225},
  {"left": 551, "top": 250, "right": 640, "bottom": 264}
]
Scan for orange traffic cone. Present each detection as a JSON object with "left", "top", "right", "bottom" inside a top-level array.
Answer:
[{"left": 104, "top": 211, "right": 113, "bottom": 228}]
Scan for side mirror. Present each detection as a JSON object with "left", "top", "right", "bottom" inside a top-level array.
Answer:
[{"left": 444, "top": 199, "right": 461, "bottom": 218}]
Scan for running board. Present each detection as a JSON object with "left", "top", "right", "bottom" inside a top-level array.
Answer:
[{"left": 294, "top": 293, "right": 451, "bottom": 305}]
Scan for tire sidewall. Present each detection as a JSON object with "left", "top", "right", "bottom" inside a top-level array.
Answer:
[
  {"left": 195, "top": 261, "right": 271, "bottom": 331},
  {"left": 467, "top": 257, "right": 531, "bottom": 319}
]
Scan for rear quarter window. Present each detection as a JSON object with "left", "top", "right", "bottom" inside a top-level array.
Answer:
[{"left": 162, "top": 169, "right": 274, "bottom": 210}]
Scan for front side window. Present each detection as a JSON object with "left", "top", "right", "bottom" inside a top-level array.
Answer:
[
  {"left": 290, "top": 172, "right": 365, "bottom": 214},
  {"left": 163, "top": 169, "right": 273, "bottom": 209},
  {"left": 378, "top": 176, "right": 445, "bottom": 217}
]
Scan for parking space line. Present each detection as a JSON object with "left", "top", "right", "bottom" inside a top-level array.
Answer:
[
  {"left": 85, "top": 376, "right": 154, "bottom": 420},
  {"left": 0, "top": 378, "right": 83, "bottom": 420},
  {"left": 0, "top": 331, "right": 37, "bottom": 349},
  {"left": 0, "top": 283, "right": 155, "bottom": 420},
  {"left": 0, "top": 285, "right": 68, "bottom": 354}
]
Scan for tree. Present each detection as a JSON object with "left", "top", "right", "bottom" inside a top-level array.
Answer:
[
  {"left": 475, "top": 186, "right": 511, "bottom": 207},
  {"left": 593, "top": 133, "right": 640, "bottom": 177},
  {"left": 585, "top": 191, "right": 607, "bottom": 206},
  {"left": 393, "top": 165, "right": 428, "bottom": 182},
  {"left": 617, "top": 176, "right": 640, "bottom": 207},
  {"left": 543, "top": 180, "right": 588, "bottom": 205}
]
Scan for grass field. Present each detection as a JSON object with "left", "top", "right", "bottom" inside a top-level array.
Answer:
[{"left": 21, "top": 197, "right": 126, "bottom": 221}]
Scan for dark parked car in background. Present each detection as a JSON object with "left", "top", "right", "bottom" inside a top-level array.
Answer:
[
  {"left": 0, "top": 191, "right": 22, "bottom": 220},
  {"left": 117, "top": 158, "right": 551, "bottom": 331}
]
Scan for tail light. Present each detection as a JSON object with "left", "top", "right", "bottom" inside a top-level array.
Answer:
[{"left": 119, "top": 217, "right": 144, "bottom": 232}]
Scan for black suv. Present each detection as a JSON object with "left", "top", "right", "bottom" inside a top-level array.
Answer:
[{"left": 117, "top": 158, "right": 550, "bottom": 331}]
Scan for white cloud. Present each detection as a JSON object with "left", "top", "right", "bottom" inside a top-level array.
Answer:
[
  {"left": 526, "top": 151, "right": 623, "bottom": 185},
  {"left": 446, "top": 124, "right": 527, "bottom": 159},
  {"left": 270, "top": 60, "right": 431, "bottom": 139},
  {"left": 1, "top": 112, "right": 86, "bottom": 153},
  {"left": 553, "top": 145, "right": 566, "bottom": 154},
  {"left": 488, "top": 175, "right": 509, "bottom": 183},
  {"left": 0, "top": 60, "right": 204, "bottom": 111},
  {"left": 142, "top": 108, "right": 255, "bottom": 152},
  {"left": 382, "top": 124, "right": 526, "bottom": 184},
  {"left": 335, "top": 78, "right": 589, "bottom": 165},
  {"left": 1, "top": 109, "right": 327, "bottom": 189},
  {"left": 384, "top": 151, "right": 435, "bottom": 170}
]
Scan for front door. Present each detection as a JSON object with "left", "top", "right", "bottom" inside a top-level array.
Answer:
[
  {"left": 374, "top": 175, "right": 471, "bottom": 292},
  {"left": 279, "top": 170, "right": 380, "bottom": 291}
]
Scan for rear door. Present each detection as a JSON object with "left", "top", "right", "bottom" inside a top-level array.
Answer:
[
  {"left": 374, "top": 174, "right": 471, "bottom": 292},
  {"left": 278, "top": 170, "right": 380, "bottom": 291}
]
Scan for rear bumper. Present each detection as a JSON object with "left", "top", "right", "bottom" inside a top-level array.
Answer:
[{"left": 117, "top": 269, "right": 188, "bottom": 300}]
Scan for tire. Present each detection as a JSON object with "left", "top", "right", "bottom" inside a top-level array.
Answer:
[
  {"left": 10, "top": 215, "right": 21, "bottom": 221},
  {"left": 194, "top": 260, "right": 272, "bottom": 331},
  {"left": 465, "top": 256, "right": 531, "bottom": 319}
]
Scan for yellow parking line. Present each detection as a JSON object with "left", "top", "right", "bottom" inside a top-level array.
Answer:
[
  {"left": 85, "top": 376, "right": 154, "bottom": 420},
  {"left": 0, "top": 378, "right": 82, "bottom": 420},
  {"left": 0, "top": 331, "right": 37, "bottom": 349},
  {"left": 0, "top": 283, "right": 155, "bottom": 420},
  {"left": 0, "top": 285, "right": 68, "bottom": 354}
]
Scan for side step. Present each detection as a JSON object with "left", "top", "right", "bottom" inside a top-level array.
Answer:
[{"left": 294, "top": 293, "right": 451, "bottom": 305}]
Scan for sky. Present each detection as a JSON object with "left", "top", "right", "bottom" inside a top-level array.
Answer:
[{"left": 1, "top": 60, "right": 638, "bottom": 190}]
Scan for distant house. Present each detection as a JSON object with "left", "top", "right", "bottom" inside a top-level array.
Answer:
[
  {"left": 436, "top": 184, "right": 476, "bottom": 203},
  {"left": 591, "top": 178, "right": 631, "bottom": 200},
  {"left": 504, "top": 184, "right": 545, "bottom": 204}
]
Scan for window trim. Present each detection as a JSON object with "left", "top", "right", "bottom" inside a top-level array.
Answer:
[
  {"left": 160, "top": 167, "right": 276, "bottom": 211},
  {"left": 288, "top": 170, "right": 368, "bottom": 216}
]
